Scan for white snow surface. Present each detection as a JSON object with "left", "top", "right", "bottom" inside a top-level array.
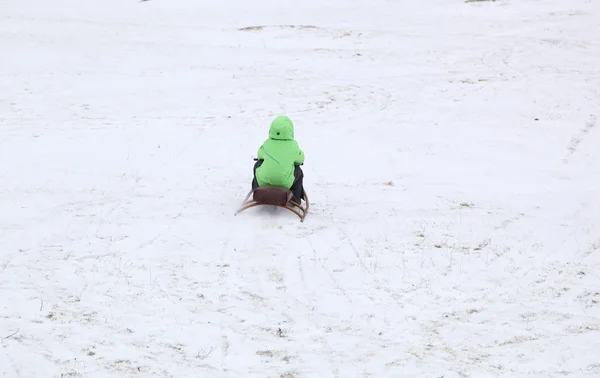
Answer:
[{"left": 1, "top": 0, "right": 600, "bottom": 377}]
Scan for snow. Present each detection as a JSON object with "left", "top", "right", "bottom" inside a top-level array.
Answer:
[{"left": 1, "top": 0, "right": 599, "bottom": 376}]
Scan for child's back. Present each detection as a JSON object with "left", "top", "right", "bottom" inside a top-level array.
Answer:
[{"left": 255, "top": 115, "right": 304, "bottom": 189}]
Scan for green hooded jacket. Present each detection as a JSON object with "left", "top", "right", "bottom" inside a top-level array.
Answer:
[{"left": 256, "top": 115, "right": 305, "bottom": 189}]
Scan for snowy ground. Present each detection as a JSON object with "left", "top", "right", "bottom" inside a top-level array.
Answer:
[{"left": 1, "top": 0, "right": 600, "bottom": 376}]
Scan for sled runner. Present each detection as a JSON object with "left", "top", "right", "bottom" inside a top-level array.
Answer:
[{"left": 235, "top": 186, "right": 309, "bottom": 222}]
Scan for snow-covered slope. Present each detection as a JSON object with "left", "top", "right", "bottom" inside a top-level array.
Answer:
[{"left": 1, "top": 0, "right": 599, "bottom": 376}]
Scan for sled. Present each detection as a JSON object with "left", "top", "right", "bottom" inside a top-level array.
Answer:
[{"left": 234, "top": 186, "right": 309, "bottom": 222}]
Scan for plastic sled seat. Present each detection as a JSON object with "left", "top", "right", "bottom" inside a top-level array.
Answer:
[{"left": 234, "top": 186, "right": 309, "bottom": 222}]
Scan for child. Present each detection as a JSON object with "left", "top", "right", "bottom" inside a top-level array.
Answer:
[{"left": 252, "top": 115, "right": 305, "bottom": 204}]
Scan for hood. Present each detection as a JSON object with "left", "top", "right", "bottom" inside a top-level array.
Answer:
[{"left": 268, "top": 115, "right": 294, "bottom": 140}]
